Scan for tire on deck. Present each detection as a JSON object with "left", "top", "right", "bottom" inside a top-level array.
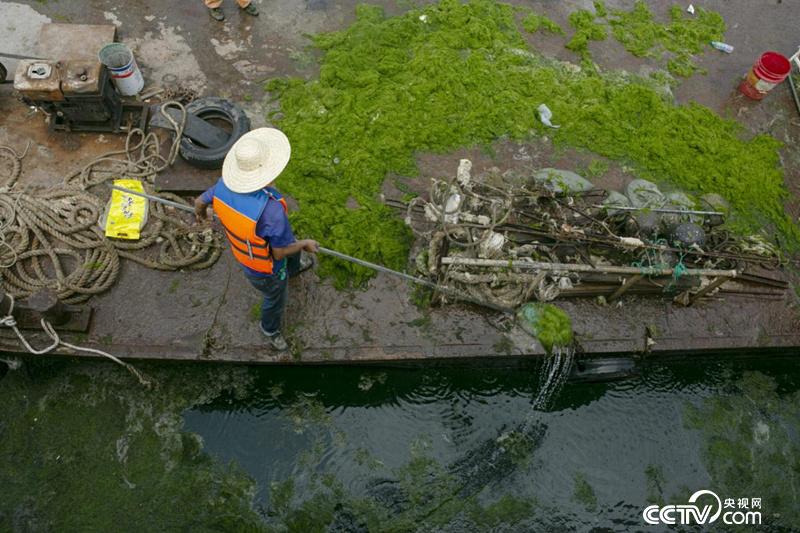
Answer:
[{"left": 179, "top": 97, "right": 251, "bottom": 170}]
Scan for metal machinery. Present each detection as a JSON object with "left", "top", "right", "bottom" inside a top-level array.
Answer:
[{"left": 13, "top": 59, "right": 146, "bottom": 133}]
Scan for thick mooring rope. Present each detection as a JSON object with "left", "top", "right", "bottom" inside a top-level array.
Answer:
[
  {"left": 0, "top": 141, "right": 30, "bottom": 190},
  {"left": 0, "top": 101, "right": 222, "bottom": 304}
]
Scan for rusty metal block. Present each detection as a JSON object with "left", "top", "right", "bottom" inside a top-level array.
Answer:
[{"left": 26, "top": 290, "right": 70, "bottom": 325}]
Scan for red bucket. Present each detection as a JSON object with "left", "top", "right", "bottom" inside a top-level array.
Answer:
[{"left": 739, "top": 51, "right": 791, "bottom": 100}]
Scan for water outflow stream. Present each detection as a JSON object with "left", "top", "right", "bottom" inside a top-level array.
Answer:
[{"left": 532, "top": 346, "right": 576, "bottom": 410}]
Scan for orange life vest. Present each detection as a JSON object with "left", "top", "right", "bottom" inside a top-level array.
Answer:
[{"left": 211, "top": 179, "right": 288, "bottom": 274}]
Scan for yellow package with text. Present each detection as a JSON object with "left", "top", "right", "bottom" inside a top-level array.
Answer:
[{"left": 104, "top": 179, "right": 147, "bottom": 240}]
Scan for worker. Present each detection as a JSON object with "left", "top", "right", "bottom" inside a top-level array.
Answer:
[
  {"left": 205, "top": 0, "right": 258, "bottom": 21},
  {"left": 194, "top": 128, "right": 318, "bottom": 351}
]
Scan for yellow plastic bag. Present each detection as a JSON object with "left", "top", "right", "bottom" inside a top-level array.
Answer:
[{"left": 104, "top": 179, "right": 147, "bottom": 240}]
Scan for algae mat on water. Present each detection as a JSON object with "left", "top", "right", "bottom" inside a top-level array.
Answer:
[
  {"left": 0, "top": 362, "right": 263, "bottom": 532},
  {"left": 267, "top": 0, "right": 796, "bottom": 285}
]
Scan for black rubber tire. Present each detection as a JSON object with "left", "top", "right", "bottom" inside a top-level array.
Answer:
[
  {"left": 179, "top": 96, "right": 251, "bottom": 170},
  {"left": 0, "top": 62, "right": 7, "bottom": 83}
]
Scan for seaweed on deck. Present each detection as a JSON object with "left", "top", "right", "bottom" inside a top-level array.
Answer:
[{"left": 266, "top": 0, "right": 794, "bottom": 286}]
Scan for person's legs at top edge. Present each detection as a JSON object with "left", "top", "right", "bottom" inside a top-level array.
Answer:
[
  {"left": 205, "top": 0, "right": 255, "bottom": 19},
  {"left": 204, "top": 0, "right": 251, "bottom": 7}
]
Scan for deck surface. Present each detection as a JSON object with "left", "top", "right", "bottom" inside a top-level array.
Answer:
[{"left": 0, "top": 0, "right": 799, "bottom": 364}]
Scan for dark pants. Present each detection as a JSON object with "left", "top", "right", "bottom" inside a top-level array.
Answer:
[{"left": 244, "top": 253, "right": 301, "bottom": 336}]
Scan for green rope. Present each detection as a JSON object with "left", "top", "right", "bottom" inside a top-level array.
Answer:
[
  {"left": 631, "top": 238, "right": 670, "bottom": 276},
  {"left": 664, "top": 252, "right": 687, "bottom": 291}
]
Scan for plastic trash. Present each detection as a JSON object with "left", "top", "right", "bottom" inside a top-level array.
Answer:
[
  {"left": 533, "top": 168, "right": 593, "bottom": 194},
  {"left": 663, "top": 191, "right": 700, "bottom": 225},
  {"left": 537, "top": 104, "right": 561, "bottom": 129},
  {"left": 456, "top": 158, "right": 472, "bottom": 187},
  {"left": 686, "top": 4, "right": 695, "bottom": 14},
  {"left": 626, "top": 179, "right": 665, "bottom": 208},
  {"left": 711, "top": 41, "right": 734, "bottom": 54},
  {"left": 602, "top": 190, "right": 631, "bottom": 215},
  {"left": 101, "top": 179, "right": 149, "bottom": 240}
]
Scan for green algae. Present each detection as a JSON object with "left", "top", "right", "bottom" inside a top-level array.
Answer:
[
  {"left": 517, "top": 302, "right": 573, "bottom": 352},
  {"left": 684, "top": 372, "right": 800, "bottom": 528},
  {"left": 583, "top": 159, "right": 609, "bottom": 179},
  {"left": 644, "top": 464, "right": 666, "bottom": 506},
  {"left": 522, "top": 12, "right": 563, "bottom": 35},
  {"left": 267, "top": 0, "right": 796, "bottom": 286},
  {"left": 572, "top": 472, "right": 598, "bottom": 511},
  {"left": 608, "top": 1, "right": 725, "bottom": 77},
  {"left": 264, "top": 436, "right": 540, "bottom": 532},
  {"left": 565, "top": 8, "right": 608, "bottom": 63},
  {"left": 0, "top": 361, "right": 262, "bottom": 532}
]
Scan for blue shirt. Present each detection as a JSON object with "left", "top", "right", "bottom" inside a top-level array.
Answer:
[{"left": 202, "top": 183, "right": 295, "bottom": 278}]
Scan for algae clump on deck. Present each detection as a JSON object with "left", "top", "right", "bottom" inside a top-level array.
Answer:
[
  {"left": 266, "top": 0, "right": 795, "bottom": 285},
  {"left": 517, "top": 303, "right": 573, "bottom": 352}
]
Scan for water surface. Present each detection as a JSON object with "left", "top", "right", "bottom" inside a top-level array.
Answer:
[{"left": 1, "top": 354, "right": 798, "bottom": 531}]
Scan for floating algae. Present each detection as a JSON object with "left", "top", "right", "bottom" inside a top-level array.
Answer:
[
  {"left": 684, "top": 372, "right": 800, "bottom": 528},
  {"left": 266, "top": 0, "right": 796, "bottom": 285},
  {"left": 0, "top": 361, "right": 262, "bottom": 532},
  {"left": 265, "top": 428, "right": 547, "bottom": 531}
]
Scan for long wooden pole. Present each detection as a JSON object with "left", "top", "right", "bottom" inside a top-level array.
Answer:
[{"left": 440, "top": 257, "right": 737, "bottom": 278}]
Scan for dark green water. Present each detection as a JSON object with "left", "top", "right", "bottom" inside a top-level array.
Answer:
[{"left": 1, "top": 354, "right": 799, "bottom": 532}]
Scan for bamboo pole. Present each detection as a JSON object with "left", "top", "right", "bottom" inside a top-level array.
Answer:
[{"left": 440, "top": 257, "right": 738, "bottom": 278}]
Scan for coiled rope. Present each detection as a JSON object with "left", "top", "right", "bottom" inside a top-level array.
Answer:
[
  {"left": 0, "top": 101, "right": 222, "bottom": 304},
  {"left": 0, "top": 101, "right": 221, "bottom": 385}
]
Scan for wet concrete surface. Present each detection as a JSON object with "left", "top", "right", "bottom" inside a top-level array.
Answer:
[{"left": 1, "top": 0, "right": 799, "bottom": 363}]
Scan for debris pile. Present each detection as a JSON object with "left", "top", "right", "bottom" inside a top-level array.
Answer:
[{"left": 401, "top": 160, "right": 787, "bottom": 310}]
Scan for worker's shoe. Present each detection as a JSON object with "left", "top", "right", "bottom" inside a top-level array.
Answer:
[
  {"left": 209, "top": 7, "right": 225, "bottom": 21},
  {"left": 260, "top": 324, "right": 288, "bottom": 351},
  {"left": 241, "top": 3, "right": 259, "bottom": 16}
]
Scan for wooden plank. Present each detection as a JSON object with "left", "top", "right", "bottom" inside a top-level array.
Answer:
[
  {"left": 689, "top": 276, "right": 731, "bottom": 305},
  {"left": 608, "top": 274, "right": 642, "bottom": 302}
]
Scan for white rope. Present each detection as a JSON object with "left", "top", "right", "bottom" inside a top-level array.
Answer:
[{"left": 0, "top": 294, "right": 151, "bottom": 387}]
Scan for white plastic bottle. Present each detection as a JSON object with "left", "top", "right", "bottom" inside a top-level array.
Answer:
[{"left": 710, "top": 41, "right": 734, "bottom": 53}]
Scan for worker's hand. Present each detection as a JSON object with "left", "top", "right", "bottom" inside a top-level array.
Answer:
[
  {"left": 194, "top": 198, "right": 209, "bottom": 224},
  {"left": 301, "top": 239, "right": 320, "bottom": 254}
]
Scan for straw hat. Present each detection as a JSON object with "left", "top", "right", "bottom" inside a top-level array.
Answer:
[{"left": 222, "top": 128, "right": 291, "bottom": 193}]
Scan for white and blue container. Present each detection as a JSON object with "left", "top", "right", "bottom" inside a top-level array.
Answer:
[{"left": 98, "top": 43, "right": 144, "bottom": 96}]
